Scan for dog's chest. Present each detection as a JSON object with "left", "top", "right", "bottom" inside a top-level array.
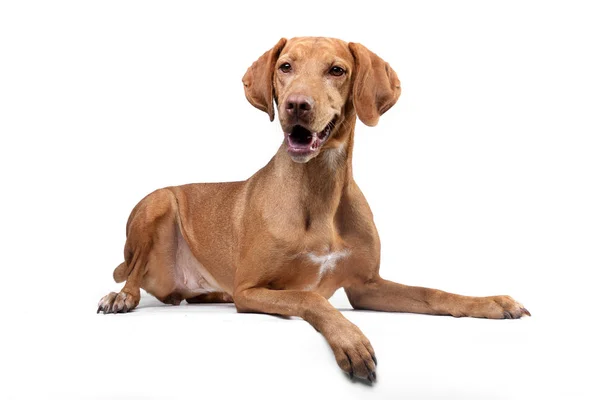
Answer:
[
  {"left": 298, "top": 249, "right": 350, "bottom": 291},
  {"left": 307, "top": 250, "right": 349, "bottom": 276}
]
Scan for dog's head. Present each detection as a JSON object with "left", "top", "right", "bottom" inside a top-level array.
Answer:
[{"left": 243, "top": 37, "right": 400, "bottom": 163}]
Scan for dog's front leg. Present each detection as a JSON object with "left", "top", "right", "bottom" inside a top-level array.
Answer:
[
  {"left": 345, "top": 277, "right": 530, "bottom": 319},
  {"left": 234, "top": 288, "right": 377, "bottom": 381}
]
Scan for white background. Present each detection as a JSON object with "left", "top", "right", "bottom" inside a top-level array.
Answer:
[{"left": 1, "top": 1, "right": 599, "bottom": 399}]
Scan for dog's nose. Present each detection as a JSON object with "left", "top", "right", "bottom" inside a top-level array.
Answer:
[{"left": 285, "top": 94, "right": 314, "bottom": 119}]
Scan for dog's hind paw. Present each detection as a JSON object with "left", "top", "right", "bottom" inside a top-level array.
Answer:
[{"left": 97, "top": 291, "right": 139, "bottom": 314}]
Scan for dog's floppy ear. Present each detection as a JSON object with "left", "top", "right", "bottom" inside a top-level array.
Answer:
[
  {"left": 349, "top": 42, "right": 401, "bottom": 127},
  {"left": 242, "top": 38, "right": 287, "bottom": 121}
]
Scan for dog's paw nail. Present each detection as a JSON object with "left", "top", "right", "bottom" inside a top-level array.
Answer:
[
  {"left": 373, "top": 355, "right": 377, "bottom": 365},
  {"left": 522, "top": 308, "right": 531, "bottom": 316},
  {"left": 368, "top": 371, "right": 376, "bottom": 382}
]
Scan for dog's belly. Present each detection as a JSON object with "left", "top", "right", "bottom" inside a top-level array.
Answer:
[{"left": 173, "top": 229, "right": 224, "bottom": 297}]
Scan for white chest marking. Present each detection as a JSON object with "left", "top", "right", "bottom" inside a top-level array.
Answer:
[{"left": 306, "top": 249, "right": 350, "bottom": 283}]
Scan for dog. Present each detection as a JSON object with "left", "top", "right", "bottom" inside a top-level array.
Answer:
[{"left": 98, "top": 37, "right": 529, "bottom": 382}]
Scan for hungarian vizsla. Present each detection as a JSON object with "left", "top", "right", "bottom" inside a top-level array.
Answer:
[{"left": 98, "top": 37, "right": 529, "bottom": 382}]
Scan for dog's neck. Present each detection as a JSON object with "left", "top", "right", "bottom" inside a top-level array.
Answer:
[{"left": 272, "top": 114, "right": 357, "bottom": 218}]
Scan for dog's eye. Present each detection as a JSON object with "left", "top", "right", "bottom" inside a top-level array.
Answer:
[
  {"left": 329, "top": 66, "right": 345, "bottom": 77},
  {"left": 279, "top": 63, "right": 292, "bottom": 73}
]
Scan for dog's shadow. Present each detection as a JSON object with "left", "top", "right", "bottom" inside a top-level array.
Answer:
[
  {"left": 138, "top": 295, "right": 236, "bottom": 312},
  {"left": 131, "top": 295, "right": 379, "bottom": 318}
]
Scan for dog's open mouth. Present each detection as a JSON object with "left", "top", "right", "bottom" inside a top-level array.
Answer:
[{"left": 286, "top": 118, "right": 337, "bottom": 156}]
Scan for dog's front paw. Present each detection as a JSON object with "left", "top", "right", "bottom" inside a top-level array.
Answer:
[
  {"left": 489, "top": 295, "right": 531, "bottom": 319},
  {"left": 461, "top": 295, "right": 530, "bottom": 319},
  {"left": 326, "top": 322, "right": 377, "bottom": 382},
  {"left": 97, "top": 291, "right": 139, "bottom": 314}
]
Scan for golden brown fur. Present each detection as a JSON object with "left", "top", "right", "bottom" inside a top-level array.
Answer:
[{"left": 98, "top": 37, "right": 529, "bottom": 382}]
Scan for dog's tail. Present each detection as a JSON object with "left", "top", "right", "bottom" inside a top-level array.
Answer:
[{"left": 113, "top": 262, "right": 131, "bottom": 283}]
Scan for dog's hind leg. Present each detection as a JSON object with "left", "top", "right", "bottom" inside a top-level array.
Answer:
[
  {"left": 98, "top": 189, "right": 179, "bottom": 314},
  {"left": 97, "top": 257, "right": 144, "bottom": 314}
]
